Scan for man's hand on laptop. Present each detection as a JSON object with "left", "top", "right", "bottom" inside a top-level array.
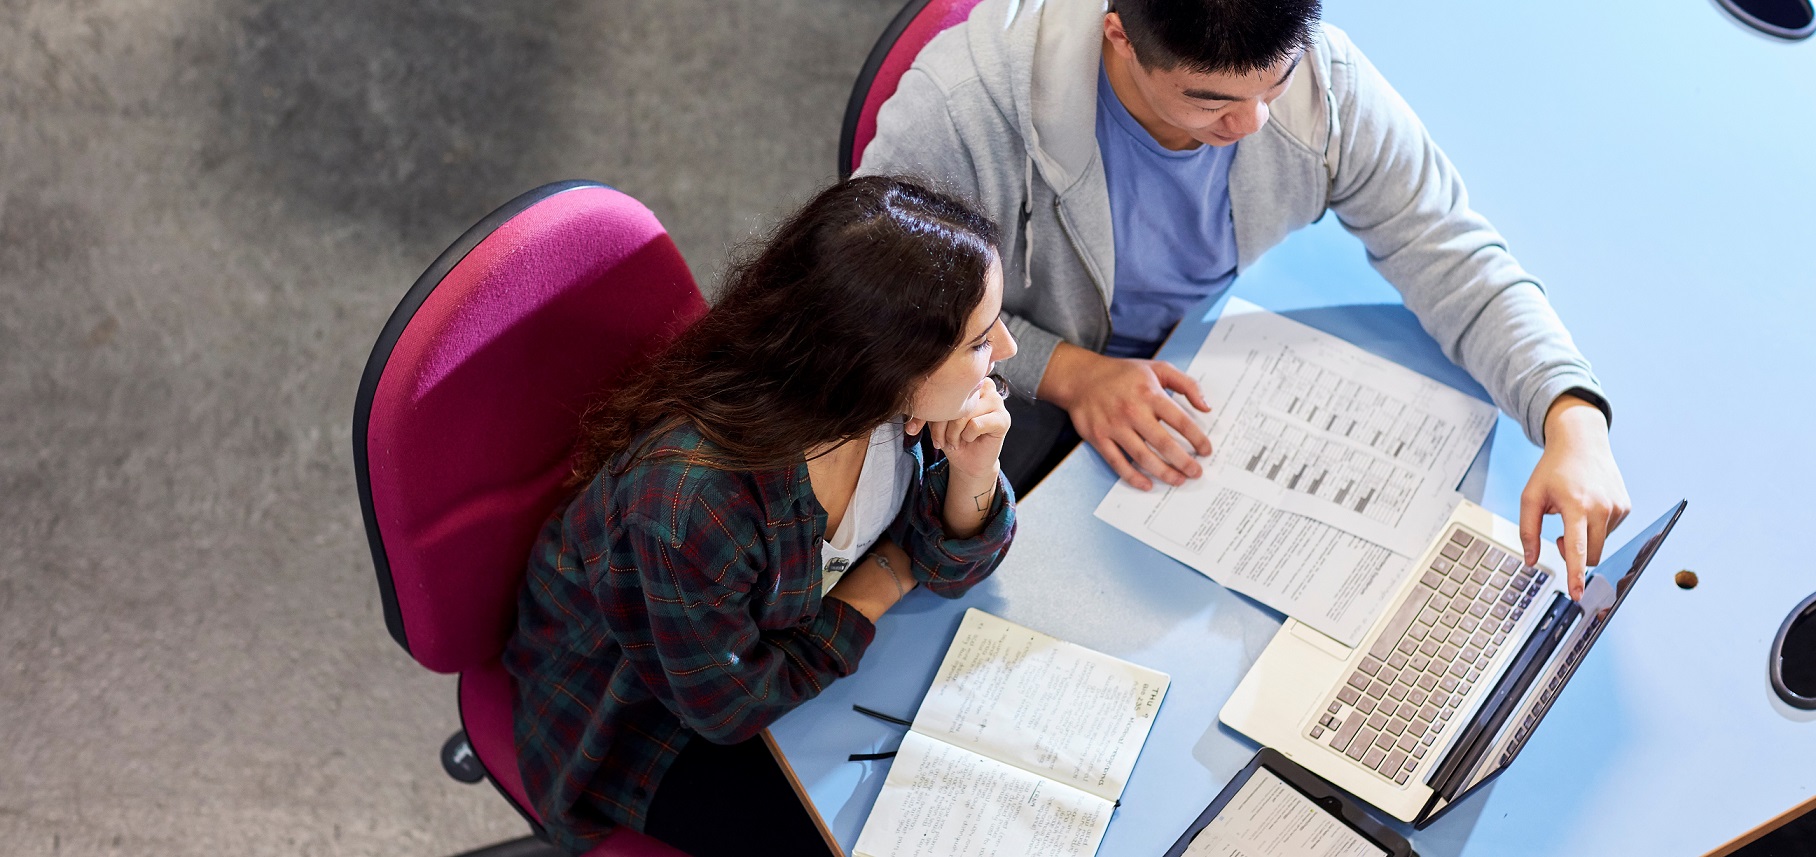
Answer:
[
  {"left": 1041, "top": 341, "right": 1213, "bottom": 491},
  {"left": 1519, "top": 394, "right": 1632, "bottom": 600}
]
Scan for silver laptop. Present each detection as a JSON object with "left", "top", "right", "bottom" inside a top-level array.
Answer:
[{"left": 1220, "top": 499, "right": 1686, "bottom": 826}]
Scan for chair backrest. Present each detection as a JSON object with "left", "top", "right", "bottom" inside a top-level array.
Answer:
[
  {"left": 838, "top": 0, "right": 985, "bottom": 179},
  {"left": 354, "top": 182, "right": 707, "bottom": 674}
]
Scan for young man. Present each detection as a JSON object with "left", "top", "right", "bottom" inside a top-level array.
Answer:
[{"left": 857, "top": 0, "right": 1628, "bottom": 594}]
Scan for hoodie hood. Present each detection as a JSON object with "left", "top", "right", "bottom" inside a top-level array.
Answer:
[{"left": 966, "top": 0, "right": 1107, "bottom": 195}]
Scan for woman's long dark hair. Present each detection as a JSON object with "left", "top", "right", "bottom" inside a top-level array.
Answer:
[{"left": 572, "top": 175, "right": 1001, "bottom": 479}]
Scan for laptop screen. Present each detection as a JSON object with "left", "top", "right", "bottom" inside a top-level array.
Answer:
[{"left": 1453, "top": 501, "right": 1687, "bottom": 797}]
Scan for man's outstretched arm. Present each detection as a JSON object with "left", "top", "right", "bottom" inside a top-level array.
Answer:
[{"left": 1320, "top": 29, "right": 1628, "bottom": 591}]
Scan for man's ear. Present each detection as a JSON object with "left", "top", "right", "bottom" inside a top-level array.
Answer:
[{"left": 1102, "top": 11, "right": 1134, "bottom": 60}]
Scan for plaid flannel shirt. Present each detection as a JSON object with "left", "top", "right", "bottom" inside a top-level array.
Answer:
[{"left": 502, "top": 422, "right": 1015, "bottom": 854}]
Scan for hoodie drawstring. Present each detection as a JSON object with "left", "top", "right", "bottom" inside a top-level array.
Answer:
[{"left": 1020, "top": 154, "right": 1034, "bottom": 289}]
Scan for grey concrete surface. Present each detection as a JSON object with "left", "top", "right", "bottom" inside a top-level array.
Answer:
[{"left": 0, "top": 1, "right": 898, "bottom": 854}]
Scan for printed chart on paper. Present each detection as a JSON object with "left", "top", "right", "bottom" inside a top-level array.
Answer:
[
  {"left": 1096, "top": 299, "right": 1496, "bottom": 647},
  {"left": 1219, "top": 345, "right": 1467, "bottom": 530}
]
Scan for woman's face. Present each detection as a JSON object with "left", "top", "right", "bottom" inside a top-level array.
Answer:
[{"left": 908, "top": 259, "right": 1017, "bottom": 422}]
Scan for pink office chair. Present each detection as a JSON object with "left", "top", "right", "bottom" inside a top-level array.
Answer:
[
  {"left": 353, "top": 181, "right": 705, "bottom": 857},
  {"left": 838, "top": 0, "right": 985, "bottom": 179}
]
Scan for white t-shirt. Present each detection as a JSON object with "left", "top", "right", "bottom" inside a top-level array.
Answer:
[{"left": 819, "top": 420, "right": 915, "bottom": 594}]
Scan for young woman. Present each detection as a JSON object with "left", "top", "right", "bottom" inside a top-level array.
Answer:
[{"left": 503, "top": 176, "right": 1019, "bottom": 857}]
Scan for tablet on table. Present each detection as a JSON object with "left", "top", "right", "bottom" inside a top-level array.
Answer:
[{"left": 1165, "top": 748, "right": 1414, "bottom": 857}]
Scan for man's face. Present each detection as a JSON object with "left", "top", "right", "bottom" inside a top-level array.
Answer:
[{"left": 1103, "top": 13, "right": 1301, "bottom": 150}]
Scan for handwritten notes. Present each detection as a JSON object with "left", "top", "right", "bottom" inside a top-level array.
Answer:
[{"left": 854, "top": 610, "right": 1170, "bottom": 857}]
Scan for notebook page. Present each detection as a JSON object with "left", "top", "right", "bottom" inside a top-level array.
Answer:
[
  {"left": 854, "top": 730, "right": 1113, "bottom": 857},
  {"left": 910, "top": 609, "right": 1169, "bottom": 802}
]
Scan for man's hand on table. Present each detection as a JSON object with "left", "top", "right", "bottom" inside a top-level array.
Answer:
[
  {"left": 1038, "top": 341, "right": 1213, "bottom": 491},
  {"left": 1520, "top": 394, "right": 1631, "bottom": 600}
]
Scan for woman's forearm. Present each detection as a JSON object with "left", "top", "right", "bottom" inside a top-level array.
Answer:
[
  {"left": 942, "top": 463, "right": 999, "bottom": 539},
  {"left": 826, "top": 540, "right": 915, "bottom": 622}
]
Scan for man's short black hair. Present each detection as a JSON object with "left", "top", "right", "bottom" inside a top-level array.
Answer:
[{"left": 1112, "top": 0, "right": 1322, "bottom": 75}]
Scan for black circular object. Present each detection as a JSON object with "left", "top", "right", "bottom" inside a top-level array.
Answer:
[
  {"left": 1716, "top": 0, "right": 1815, "bottom": 41},
  {"left": 1770, "top": 591, "right": 1816, "bottom": 710},
  {"left": 440, "top": 730, "right": 488, "bottom": 783}
]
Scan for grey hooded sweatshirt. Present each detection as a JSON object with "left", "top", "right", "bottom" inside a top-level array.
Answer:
[{"left": 857, "top": 0, "right": 1607, "bottom": 470}]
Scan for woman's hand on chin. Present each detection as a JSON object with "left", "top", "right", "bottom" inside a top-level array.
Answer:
[{"left": 913, "top": 376, "right": 1010, "bottom": 482}]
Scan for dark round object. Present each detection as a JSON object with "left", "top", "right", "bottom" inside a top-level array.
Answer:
[
  {"left": 440, "top": 730, "right": 488, "bottom": 783},
  {"left": 1675, "top": 570, "right": 1699, "bottom": 589},
  {"left": 1716, "top": 0, "right": 1815, "bottom": 41},
  {"left": 1770, "top": 591, "right": 1816, "bottom": 710}
]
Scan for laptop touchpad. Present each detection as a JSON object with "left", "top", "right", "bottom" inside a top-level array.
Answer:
[{"left": 1289, "top": 620, "right": 1353, "bottom": 660}]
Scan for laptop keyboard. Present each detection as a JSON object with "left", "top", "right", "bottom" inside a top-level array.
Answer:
[{"left": 1305, "top": 526, "right": 1549, "bottom": 785}]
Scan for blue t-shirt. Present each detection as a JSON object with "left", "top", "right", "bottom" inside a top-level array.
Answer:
[{"left": 1095, "top": 61, "right": 1240, "bottom": 358}]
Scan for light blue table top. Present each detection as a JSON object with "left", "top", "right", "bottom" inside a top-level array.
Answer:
[{"left": 770, "top": 1, "right": 1816, "bottom": 854}]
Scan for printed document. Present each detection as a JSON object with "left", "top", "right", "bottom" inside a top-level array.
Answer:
[
  {"left": 1095, "top": 299, "right": 1495, "bottom": 646},
  {"left": 854, "top": 609, "right": 1170, "bottom": 857},
  {"left": 1183, "top": 767, "right": 1388, "bottom": 857}
]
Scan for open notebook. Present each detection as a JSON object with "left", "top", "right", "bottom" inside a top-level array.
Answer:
[{"left": 854, "top": 609, "right": 1171, "bottom": 857}]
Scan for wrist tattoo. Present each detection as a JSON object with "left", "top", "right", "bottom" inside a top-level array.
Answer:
[{"left": 973, "top": 486, "right": 994, "bottom": 513}]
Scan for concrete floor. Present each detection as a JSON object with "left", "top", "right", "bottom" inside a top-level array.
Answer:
[{"left": 0, "top": 1, "right": 898, "bottom": 854}]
